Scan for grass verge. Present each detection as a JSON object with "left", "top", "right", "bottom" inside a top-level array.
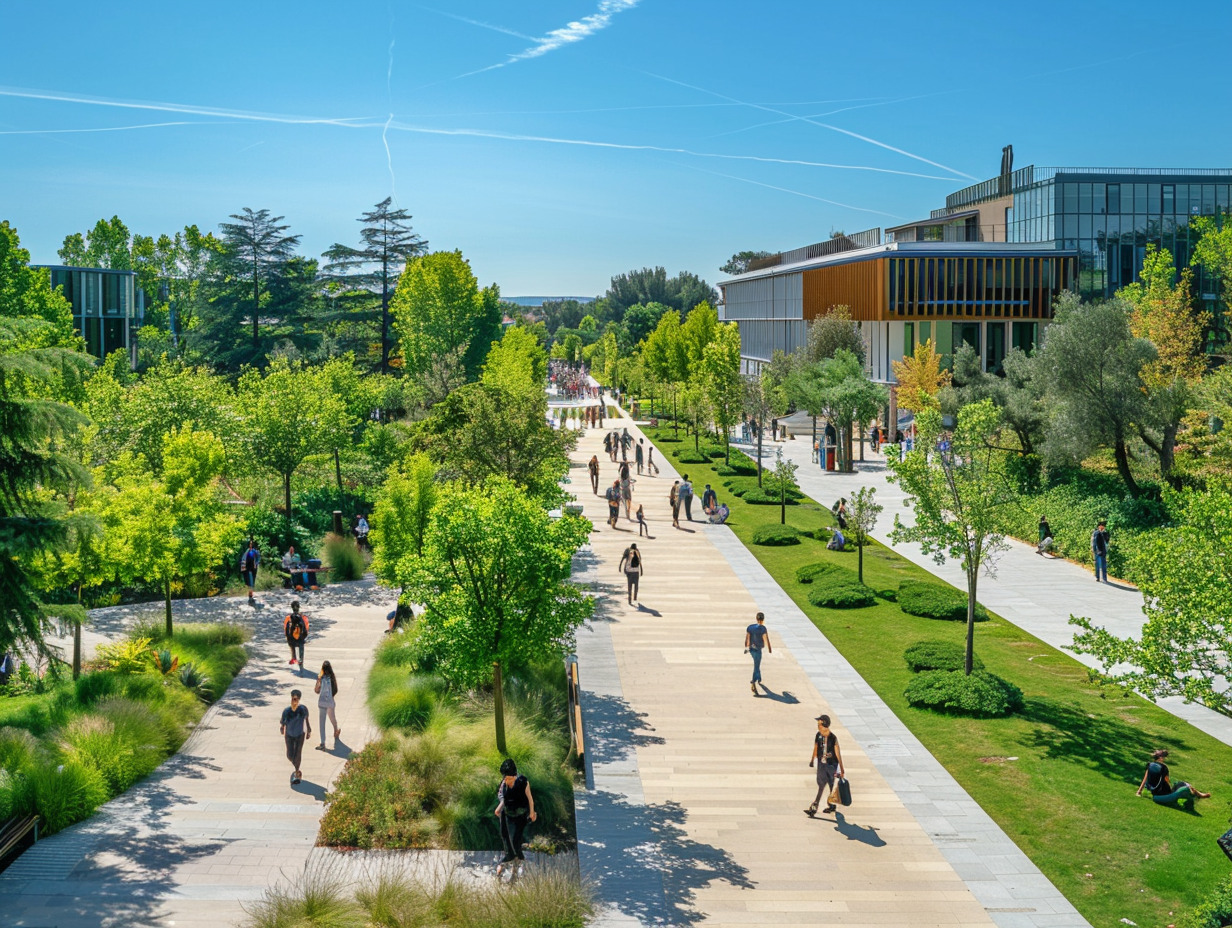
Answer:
[{"left": 647, "top": 426, "right": 1232, "bottom": 928}]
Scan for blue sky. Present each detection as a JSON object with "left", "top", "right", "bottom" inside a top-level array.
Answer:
[{"left": 2, "top": 0, "right": 1228, "bottom": 296}]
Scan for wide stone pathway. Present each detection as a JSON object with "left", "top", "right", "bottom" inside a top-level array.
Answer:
[
  {"left": 3, "top": 580, "right": 392, "bottom": 928},
  {"left": 772, "top": 436, "right": 1232, "bottom": 748},
  {"left": 571, "top": 413, "right": 1087, "bottom": 928}
]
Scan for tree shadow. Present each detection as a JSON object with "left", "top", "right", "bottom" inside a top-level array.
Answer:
[
  {"left": 756, "top": 684, "right": 800, "bottom": 704},
  {"left": 1019, "top": 697, "right": 1192, "bottom": 783},
  {"left": 577, "top": 692, "right": 752, "bottom": 925},
  {"left": 831, "top": 810, "right": 886, "bottom": 847}
]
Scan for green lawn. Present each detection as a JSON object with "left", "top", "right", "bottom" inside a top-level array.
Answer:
[{"left": 647, "top": 428, "right": 1232, "bottom": 928}]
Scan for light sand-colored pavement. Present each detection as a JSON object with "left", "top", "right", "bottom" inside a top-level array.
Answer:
[
  {"left": 3, "top": 580, "right": 393, "bottom": 928},
  {"left": 770, "top": 436, "right": 1232, "bottom": 747},
  {"left": 571, "top": 414, "right": 1087, "bottom": 928}
]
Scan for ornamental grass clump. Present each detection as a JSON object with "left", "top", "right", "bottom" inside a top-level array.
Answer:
[{"left": 323, "top": 532, "right": 366, "bottom": 582}]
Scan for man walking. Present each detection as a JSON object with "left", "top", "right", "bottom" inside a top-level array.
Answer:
[
  {"left": 1091, "top": 520, "right": 1110, "bottom": 582},
  {"left": 605, "top": 480, "right": 622, "bottom": 528},
  {"left": 635, "top": 438, "right": 645, "bottom": 475},
  {"left": 744, "top": 612, "right": 772, "bottom": 695},
  {"left": 240, "top": 539, "right": 260, "bottom": 605},
  {"left": 284, "top": 601, "right": 309, "bottom": 668},
  {"left": 588, "top": 455, "right": 600, "bottom": 495},
  {"left": 646, "top": 442, "right": 659, "bottom": 476},
  {"left": 280, "top": 688, "right": 311, "bottom": 785},
  {"left": 679, "top": 474, "right": 695, "bottom": 521}
]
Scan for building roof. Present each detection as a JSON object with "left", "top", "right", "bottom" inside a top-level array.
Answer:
[
  {"left": 883, "top": 209, "right": 980, "bottom": 235},
  {"left": 718, "top": 240, "right": 1075, "bottom": 286}
]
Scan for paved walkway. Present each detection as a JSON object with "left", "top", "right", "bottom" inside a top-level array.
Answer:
[
  {"left": 4, "top": 580, "right": 393, "bottom": 928},
  {"left": 571, "top": 415, "right": 1087, "bottom": 928},
  {"left": 769, "top": 436, "right": 1232, "bottom": 747}
]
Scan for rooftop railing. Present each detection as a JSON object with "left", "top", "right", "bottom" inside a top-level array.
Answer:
[{"left": 745, "top": 227, "right": 882, "bottom": 272}]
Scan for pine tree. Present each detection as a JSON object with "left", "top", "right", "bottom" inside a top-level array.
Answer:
[
  {"left": 323, "top": 198, "right": 428, "bottom": 372},
  {"left": 218, "top": 208, "right": 301, "bottom": 352}
]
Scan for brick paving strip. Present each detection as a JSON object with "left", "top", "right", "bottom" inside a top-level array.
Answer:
[
  {"left": 571, "top": 411, "right": 1089, "bottom": 928},
  {"left": 3, "top": 580, "right": 393, "bottom": 928}
]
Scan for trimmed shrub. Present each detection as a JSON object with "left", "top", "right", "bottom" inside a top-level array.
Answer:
[
  {"left": 752, "top": 525, "right": 800, "bottom": 546},
  {"left": 904, "top": 670, "right": 1024, "bottom": 717},
  {"left": 876, "top": 587, "right": 898, "bottom": 602},
  {"left": 742, "top": 488, "right": 800, "bottom": 506},
  {"left": 807, "top": 570, "right": 877, "bottom": 609},
  {"left": 796, "top": 562, "right": 841, "bottom": 584},
  {"left": 674, "top": 449, "right": 709, "bottom": 464},
  {"left": 903, "top": 640, "right": 985, "bottom": 673},
  {"left": 898, "top": 581, "right": 989, "bottom": 622},
  {"left": 323, "top": 532, "right": 366, "bottom": 582},
  {"left": 703, "top": 446, "right": 726, "bottom": 460},
  {"left": 1177, "top": 873, "right": 1232, "bottom": 928}
]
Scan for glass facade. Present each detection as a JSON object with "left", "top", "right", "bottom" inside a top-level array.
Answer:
[
  {"left": 45, "top": 267, "right": 143, "bottom": 363},
  {"left": 1004, "top": 171, "right": 1232, "bottom": 303}
]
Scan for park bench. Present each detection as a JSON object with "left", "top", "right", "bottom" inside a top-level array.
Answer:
[
  {"left": 0, "top": 814, "right": 39, "bottom": 871},
  {"left": 279, "top": 563, "right": 332, "bottom": 591}
]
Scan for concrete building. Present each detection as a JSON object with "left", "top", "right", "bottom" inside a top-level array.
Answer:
[{"left": 36, "top": 266, "right": 145, "bottom": 368}]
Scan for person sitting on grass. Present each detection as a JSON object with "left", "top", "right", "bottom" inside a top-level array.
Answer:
[
  {"left": 1137, "top": 749, "right": 1211, "bottom": 804},
  {"left": 826, "top": 527, "right": 846, "bottom": 551}
]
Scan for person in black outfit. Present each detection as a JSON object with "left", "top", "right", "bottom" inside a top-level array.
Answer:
[
  {"left": 806, "top": 714, "right": 845, "bottom": 817},
  {"left": 1136, "top": 749, "right": 1211, "bottom": 804},
  {"left": 494, "top": 758, "right": 537, "bottom": 877}
]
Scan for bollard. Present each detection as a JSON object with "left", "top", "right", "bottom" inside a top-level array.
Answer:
[{"left": 332, "top": 510, "right": 343, "bottom": 535}]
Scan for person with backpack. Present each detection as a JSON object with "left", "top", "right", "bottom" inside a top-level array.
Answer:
[
  {"left": 494, "top": 758, "right": 537, "bottom": 878},
  {"left": 619, "top": 543, "right": 644, "bottom": 605},
  {"left": 240, "top": 540, "right": 261, "bottom": 604},
  {"left": 1137, "top": 749, "right": 1211, "bottom": 804},
  {"left": 1037, "top": 515, "right": 1054, "bottom": 556},
  {"left": 284, "top": 601, "right": 309, "bottom": 668},
  {"left": 1091, "top": 520, "right": 1110, "bottom": 582},
  {"left": 604, "top": 480, "right": 622, "bottom": 528},
  {"left": 313, "top": 660, "right": 341, "bottom": 750}
]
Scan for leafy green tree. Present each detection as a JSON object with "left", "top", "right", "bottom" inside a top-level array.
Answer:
[
  {"left": 804, "top": 307, "right": 865, "bottom": 365},
  {"left": 1037, "top": 292, "right": 1153, "bottom": 497},
  {"left": 623, "top": 302, "right": 670, "bottom": 347},
  {"left": 768, "top": 450, "right": 799, "bottom": 525},
  {"left": 948, "top": 345, "right": 1046, "bottom": 456},
  {"left": 681, "top": 301, "right": 719, "bottom": 369},
  {"left": 787, "top": 349, "right": 887, "bottom": 472},
  {"left": 219, "top": 208, "right": 301, "bottom": 351},
  {"left": 703, "top": 322, "right": 743, "bottom": 463},
  {"left": 681, "top": 378, "right": 711, "bottom": 452},
  {"left": 604, "top": 267, "right": 718, "bottom": 319},
  {"left": 391, "top": 250, "right": 502, "bottom": 382},
  {"left": 239, "top": 359, "right": 348, "bottom": 536},
  {"left": 2, "top": 222, "right": 81, "bottom": 349},
  {"left": 401, "top": 478, "right": 593, "bottom": 752},
  {"left": 848, "top": 486, "right": 882, "bottom": 584},
  {"left": 371, "top": 452, "right": 437, "bottom": 583},
  {"left": 720, "top": 250, "right": 773, "bottom": 275},
  {"left": 57, "top": 216, "right": 133, "bottom": 269},
  {"left": 323, "top": 198, "right": 428, "bottom": 373},
  {"left": 743, "top": 367, "right": 789, "bottom": 486},
  {"left": 540, "top": 299, "right": 589, "bottom": 335},
  {"left": 642, "top": 310, "right": 687, "bottom": 435},
  {"left": 888, "top": 401, "right": 1014, "bottom": 675},
  {"left": 1071, "top": 487, "right": 1232, "bottom": 714},
  {"left": 1189, "top": 214, "right": 1232, "bottom": 350}
]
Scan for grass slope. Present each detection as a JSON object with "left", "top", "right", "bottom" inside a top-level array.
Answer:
[{"left": 647, "top": 428, "right": 1232, "bottom": 928}]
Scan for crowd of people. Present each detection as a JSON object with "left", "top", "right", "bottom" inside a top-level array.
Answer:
[{"left": 548, "top": 360, "right": 599, "bottom": 401}]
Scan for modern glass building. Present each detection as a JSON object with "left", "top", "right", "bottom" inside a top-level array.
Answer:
[{"left": 37, "top": 266, "right": 145, "bottom": 367}]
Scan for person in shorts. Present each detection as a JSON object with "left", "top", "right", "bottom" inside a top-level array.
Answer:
[{"left": 806, "top": 714, "right": 845, "bottom": 817}]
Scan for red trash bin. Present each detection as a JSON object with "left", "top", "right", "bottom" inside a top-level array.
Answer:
[{"left": 825, "top": 447, "right": 836, "bottom": 471}]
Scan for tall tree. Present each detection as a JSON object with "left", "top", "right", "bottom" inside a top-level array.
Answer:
[
  {"left": 720, "top": 250, "right": 773, "bottom": 275},
  {"left": 848, "top": 486, "right": 882, "bottom": 584},
  {"left": 401, "top": 478, "right": 593, "bottom": 753},
  {"left": 702, "top": 322, "right": 743, "bottom": 463},
  {"left": 949, "top": 345, "right": 1047, "bottom": 456},
  {"left": 642, "top": 310, "right": 687, "bottom": 436},
  {"left": 371, "top": 452, "right": 437, "bottom": 582},
  {"left": 323, "top": 198, "right": 428, "bottom": 372},
  {"left": 788, "top": 350, "right": 887, "bottom": 472},
  {"left": 217, "top": 208, "right": 302, "bottom": 352},
  {"left": 888, "top": 401, "right": 1014, "bottom": 675},
  {"left": 391, "top": 250, "right": 502, "bottom": 381},
  {"left": 57, "top": 216, "right": 132, "bottom": 270},
  {"left": 805, "top": 307, "right": 865, "bottom": 365},
  {"left": 892, "top": 339, "right": 951, "bottom": 413},
  {"left": 604, "top": 267, "right": 718, "bottom": 319},
  {"left": 743, "top": 366, "right": 789, "bottom": 486},
  {"left": 1037, "top": 293, "right": 1153, "bottom": 497}
]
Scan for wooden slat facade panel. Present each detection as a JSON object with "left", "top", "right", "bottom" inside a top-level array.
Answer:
[{"left": 802, "top": 258, "right": 886, "bottom": 321}]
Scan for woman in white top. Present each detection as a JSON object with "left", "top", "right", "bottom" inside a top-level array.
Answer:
[{"left": 313, "top": 660, "right": 341, "bottom": 749}]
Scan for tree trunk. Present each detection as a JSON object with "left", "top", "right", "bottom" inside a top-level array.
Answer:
[
  {"left": 73, "top": 584, "right": 83, "bottom": 680},
  {"left": 845, "top": 422, "right": 854, "bottom": 472},
  {"left": 1112, "top": 438, "right": 1142, "bottom": 498},
  {"left": 672, "top": 387, "right": 679, "bottom": 438},
  {"left": 252, "top": 265, "right": 260, "bottom": 349},
  {"left": 334, "top": 447, "right": 343, "bottom": 495},
  {"left": 724, "top": 425, "right": 730, "bottom": 465},
  {"left": 493, "top": 661, "right": 507, "bottom": 755},
  {"left": 284, "top": 473, "right": 294, "bottom": 547},
  {"left": 965, "top": 568, "right": 977, "bottom": 675},
  {"left": 859, "top": 424, "right": 865, "bottom": 462},
  {"left": 780, "top": 485, "right": 786, "bottom": 525},
  {"left": 857, "top": 537, "right": 864, "bottom": 584},
  {"left": 381, "top": 275, "right": 391, "bottom": 375},
  {"left": 165, "top": 579, "right": 174, "bottom": 639},
  {"left": 1160, "top": 422, "right": 1180, "bottom": 490},
  {"left": 757, "top": 417, "right": 763, "bottom": 487}
]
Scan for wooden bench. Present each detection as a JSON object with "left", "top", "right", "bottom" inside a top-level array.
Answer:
[
  {"left": 0, "top": 814, "right": 39, "bottom": 868},
  {"left": 279, "top": 565, "right": 333, "bottom": 590}
]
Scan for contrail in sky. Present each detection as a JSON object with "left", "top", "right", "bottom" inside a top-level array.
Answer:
[
  {"left": 0, "top": 120, "right": 237, "bottom": 134},
  {"left": 384, "top": 2, "right": 398, "bottom": 202},
  {"left": 455, "top": 0, "right": 640, "bottom": 78},
  {"left": 417, "top": 5, "right": 537, "bottom": 40},
  {"left": 676, "top": 164, "right": 907, "bottom": 220},
  {"left": 640, "top": 70, "right": 978, "bottom": 180}
]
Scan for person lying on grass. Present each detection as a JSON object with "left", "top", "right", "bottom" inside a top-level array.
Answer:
[{"left": 1136, "top": 749, "right": 1211, "bottom": 804}]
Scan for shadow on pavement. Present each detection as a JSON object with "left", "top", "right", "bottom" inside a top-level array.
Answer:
[
  {"left": 832, "top": 810, "right": 886, "bottom": 847},
  {"left": 756, "top": 684, "right": 800, "bottom": 704}
]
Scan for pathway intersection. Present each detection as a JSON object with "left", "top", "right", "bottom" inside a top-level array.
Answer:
[{"left": 570, "top": 412, "right": 1087, "bottom": 928}]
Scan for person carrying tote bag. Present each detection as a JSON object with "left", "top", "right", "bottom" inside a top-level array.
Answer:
[{"left": 806, "top": 714, "right": 845, "bottom": 816}]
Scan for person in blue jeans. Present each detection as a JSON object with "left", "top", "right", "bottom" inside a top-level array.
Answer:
[
  {"left": 1091, "top": 521, "right": 1110, "bottom": 582},
  {"left": 1137, "top": 749, "right": 1211, "bottom": 804},
  {"left": 744, "top": 612, "right": 772, "bottom": 696}
]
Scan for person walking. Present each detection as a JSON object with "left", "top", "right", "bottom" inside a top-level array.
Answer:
[
  {"left": 636, "top": 503, "right": 649, "bottom": 537},
  {"left": 620, "top": 427, "right": 633, "bottom": 460},
  {"left": 240, "top": 539, "right": 261, "bottom": 604},
  {"left": 806, "top": 714, "right": 845, "bottom": 817},
  {"left": 669, "top": 480, "right": 681, "bottom": 529},
  {"left": 1091, "top": 520, "right": 1110, "bottom": 582},
  {"left": 619, "top": 461, "right": 633, "bottom": 520},
  {"left": 635, "top": 438, "right": 645, "bottom": 475},
  {"left": 313, "top": 660, "right": 341, "bottom": 750},
  {"left": 494, "top": 758, "right": 537, "bottom": 878},
  {"left": 744, "top": 612, "right": 772, "bottom": 695},
  {"left": 647, "top": 442, "right": 659, "bottom": 476},
  {"left": 604, "top": 480, "right": 622, "bottom": 528},
  {"left": 619, "top": 543, "right": 644, "bottom": 604},
  {"left": 588, "top": 455, "right": 600, "bottom": 495},
  {"left": 279, "top": 689, "right": 311, "bottom": 785},
  {"left": 679, "top": 475, "right": 695, "bottom": 521},
  {"left": 284, "top": 601, "right": 309, "bottom": 668},
  {"left": 1136, "top": 749, "right": 1212, "bottom": 804},
  {"left": 1037, "top": 515, "right": 1054, "bottom": 556},
  {"left": 702, "top": 483, "right": 718, "bottom": 516}
]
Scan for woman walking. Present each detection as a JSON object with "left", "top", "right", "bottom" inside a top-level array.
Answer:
[
  {"left": 619, "top": 543, "right": 644, "bottom": 604},
  {"left": 619, "top": 461, "right": 633, "bottom": 520},
  {"left": 589, "top": 455, "right": 600, "bottom": 495},
  {"left": 670, "top": 481, "right": 681, "bottom": 529},
  {"left": 314, "top": 660, "right": 341, "bottom": 750},
  {"left": 806, "top": 713, "right": 845, "bottom": 816},
  {"left": 636, "top": 504, "right": 649, "bottom": 537},
  {"left": 494, "top": 758, "right": 537, "bottom": 878}
]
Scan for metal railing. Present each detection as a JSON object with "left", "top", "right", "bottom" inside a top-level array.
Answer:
[{"left": 745, "top": 227, "right": 882, "bottom": 272}]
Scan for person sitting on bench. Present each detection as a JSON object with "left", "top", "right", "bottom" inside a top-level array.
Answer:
[{"left": 282, "top": 546, "right": 308, "bottom": 590}]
